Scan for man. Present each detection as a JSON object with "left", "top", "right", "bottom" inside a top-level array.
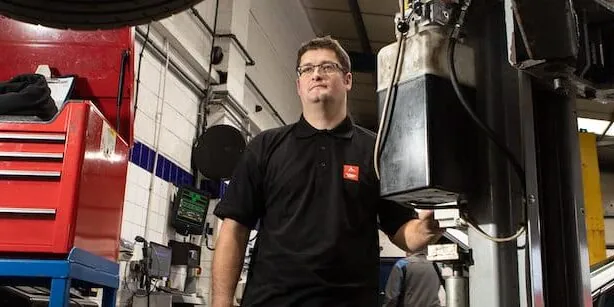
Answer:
[
  {"left": 383, "top": 251, "right": 444, "bottom": 307},
  {"left": 212, "top": 36, "right": 442, "bottom": 307}
]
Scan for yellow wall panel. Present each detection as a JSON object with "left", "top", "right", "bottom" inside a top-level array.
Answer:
[{"left": 579, "top": 132, "right": 607, "bottom": 266}]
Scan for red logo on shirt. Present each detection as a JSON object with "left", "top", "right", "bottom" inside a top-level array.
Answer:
[{"left": 343, "top": 165, "right": 359, "bottom": 181}]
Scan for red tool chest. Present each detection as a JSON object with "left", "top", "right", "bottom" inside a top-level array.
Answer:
[{"left": 0, "top": 101, "right": 128, "bottom": 260}]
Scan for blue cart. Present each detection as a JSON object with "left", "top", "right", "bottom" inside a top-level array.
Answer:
[{"left": 0, "top": 248, "right": 119, "bottom": 307}]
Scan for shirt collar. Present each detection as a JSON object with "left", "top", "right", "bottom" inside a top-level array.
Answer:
[{"left": 294, "top": 115, "right": 354, "bottom": 139}]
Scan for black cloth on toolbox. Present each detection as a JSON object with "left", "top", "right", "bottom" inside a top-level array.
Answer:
[{"left": 0, "top": 74, "right": 58, "bottom": 120}]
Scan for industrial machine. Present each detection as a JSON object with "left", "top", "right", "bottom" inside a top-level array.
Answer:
[
  {"left": 130, "top": 236, "right": 205, "bottom": 307},
  {"left": 376, "top": 0, "right": 614, "bottom": 306},
  {"left": 168, "top": 240, "right": 202, "bottom": 294}
]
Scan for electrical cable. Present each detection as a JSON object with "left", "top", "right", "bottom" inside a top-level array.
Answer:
[
  {"left": 204, "top": 0, "right": 220, "bottom": 101},
  {"left": 447, "top": 36, "right": 526, "bottom": 190},
  {"left": 195, "top": 0, "right": 220, "bottom": 138},
  {"left": 146, "top": 247, "right": 152, "bottom": 307},
  {"left": 463, "top": 217, "right": 526, "bottom": 243},
  {"left": 448, "top": 0, "right": 527, "bottom": 243},
  {"left": 134, "top": 23, "right": 151, "bottom": 111},
  {"left": 374, "top": 0, "right": 410, "bottom": 179}
]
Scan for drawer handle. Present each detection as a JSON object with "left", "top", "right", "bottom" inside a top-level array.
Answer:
[
  {"left": 0, "top": 170, "right": 61, "bottom": 178},
  {"left": 0, "top": 132, "right": 65, "bottom": 142},
  {"left": 0, "top": 152, "right": 64, "bottom": 160},
  {"left": 0, "top": 208, "right": 56, "bottom": 216}
]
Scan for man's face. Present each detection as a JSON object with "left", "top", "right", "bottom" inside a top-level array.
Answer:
[{"left": 296, "top": 49, "right": 352, "bottom": 105}]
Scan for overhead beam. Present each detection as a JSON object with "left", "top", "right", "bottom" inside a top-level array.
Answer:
[
  {"left": 347, "top": 0, "right": 379, "bottom": 83},
  {"left": 347, "top": 0, "right": 372, "bottom": 54},
  {"left": 348, "top": 51, "right": 376, "bottom": 73}
]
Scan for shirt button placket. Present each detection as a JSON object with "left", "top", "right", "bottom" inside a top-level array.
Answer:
[{"left": 317, "top": 137, "right": 329, "bottom": 174}]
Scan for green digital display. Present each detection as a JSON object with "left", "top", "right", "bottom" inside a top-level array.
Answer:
[{"left": 176, "top": 189, "right": 209, "bottom": 227}]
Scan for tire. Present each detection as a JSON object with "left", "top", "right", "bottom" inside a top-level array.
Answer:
[{"left": 0, "top": 0, "right": 204, "bottom": 30}]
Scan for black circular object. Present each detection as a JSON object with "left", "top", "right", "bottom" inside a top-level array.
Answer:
[
  {"left": 396, "top": 20, "right": 410, "bottom": 34},
  {"left": 211, "top": 46, "right": 224, "bottom": 65},
  {"left": 192, "top": 125, "right": 246, "bottom": 180},
  {"left": 0, "top": 0, "right": 205, "bottom": 30}
]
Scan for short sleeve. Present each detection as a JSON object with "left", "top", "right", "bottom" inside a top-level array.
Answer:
[
  {"left": 378, "top": 199, "right": 417, "bottom": 237},
  {"left": 213, "top": 147, "right": 264, "bottom": 229}
]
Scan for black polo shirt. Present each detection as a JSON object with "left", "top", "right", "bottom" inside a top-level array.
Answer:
[{"left": 214, "top": 115, "right": 416, "bottom": 307}]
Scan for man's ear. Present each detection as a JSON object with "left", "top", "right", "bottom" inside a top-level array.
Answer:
[
  {"left": 296, "top": 78, "right": 301, "bottom": 94},
  {"left": 344, "top": 72, "right": 353, "bottom": 91}
]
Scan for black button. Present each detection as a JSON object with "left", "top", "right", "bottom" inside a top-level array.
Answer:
[{"left": 320, "top": 162, "right": 326, "bottom": 167}]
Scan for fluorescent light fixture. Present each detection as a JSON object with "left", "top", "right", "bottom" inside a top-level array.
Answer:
[{"left": 577, "top": 117, "right": 614, "bottom": 137}]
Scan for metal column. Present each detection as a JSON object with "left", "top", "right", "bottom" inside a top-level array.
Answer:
[
  {"left": 468, "top": 3, "right": 522, "bottom": 307},
  {"left": 518, "top": 72, "right": 545, "bottom": 307},
  {"left": 465, "top": 2, "right": 524, "bottom": 306},
  {"left": 531, "top": 82, "right": 592, "bottom": 307},
  {"left": 464, "top": 2, "right": 592, "bottom": 305}
]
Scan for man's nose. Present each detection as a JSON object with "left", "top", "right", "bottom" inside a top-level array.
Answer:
[{"left": 311, "top": 68, "right": 324, "bottom": 80}]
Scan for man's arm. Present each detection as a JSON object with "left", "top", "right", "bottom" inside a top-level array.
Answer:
[
  {"left": 389, "top": 210, "right": 442, "bottom": 253},
  {"left": 212, "top": 218, "right": 250, "bottom": 307}
]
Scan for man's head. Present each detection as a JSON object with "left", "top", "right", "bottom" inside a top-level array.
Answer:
[{"left": 295, "top": 36, "right": 352, "bottom": 111}]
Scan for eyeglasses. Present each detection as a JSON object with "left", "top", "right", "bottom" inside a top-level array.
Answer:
[{"left": 296, "top": 62, "right": 344, "bottom": 77}]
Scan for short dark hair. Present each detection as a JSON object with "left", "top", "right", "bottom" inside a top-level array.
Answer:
[{"left": 296, "top": 36, "right": 351, "bottom": 73}]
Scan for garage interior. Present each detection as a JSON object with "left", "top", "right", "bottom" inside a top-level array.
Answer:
[{"left": 0, "top": 0, "right": 613, "bottom": 306}]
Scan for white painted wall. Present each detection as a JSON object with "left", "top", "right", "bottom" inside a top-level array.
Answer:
[{"left": 245, "top": 0, "right": 315, "bottom": 128}]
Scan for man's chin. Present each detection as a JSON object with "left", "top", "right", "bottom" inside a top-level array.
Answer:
[{"left": 308, "top": 93, "right": 331, "bottom": 103}]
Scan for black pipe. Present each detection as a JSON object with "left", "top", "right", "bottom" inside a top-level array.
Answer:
[
  {"left": 190, "top": 7, "right": 214, "bottom": 35},
  {"left": 189, "top": 7, "right": 289, "bottom": 129},
  {"left": 190, "top": 7, "right": 255, "bottom": 66},
  {"left": 134, "top": 27, "right": 253, "bottom": 137},
  {"left": 134, "top": 24, "right": 151, "bottom": 112},
  {"left": 215, "top": 34, "right": 256, "bottom": 66},
  {"left": 245, "top": 75, "right": 286, "bottom": 125},
  {"left": 116, "top": 49, "right": 130, "bottom": 133},
  {"left": 135, "top": 26, "right": 206, "bottom": 96}
]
